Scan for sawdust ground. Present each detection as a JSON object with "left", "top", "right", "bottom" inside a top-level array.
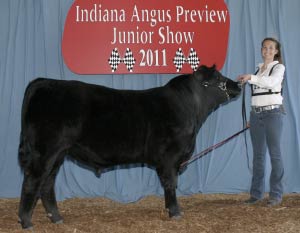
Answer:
[{"left": 0, "top": 193, "right": 299, "bottom": 233}]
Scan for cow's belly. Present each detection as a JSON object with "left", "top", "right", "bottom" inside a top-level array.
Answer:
[{"left": 68, "top": 141, "right": 147, "bottom": 169}]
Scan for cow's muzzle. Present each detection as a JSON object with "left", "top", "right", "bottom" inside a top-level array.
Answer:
[
  {"left": 218, "top": 81, "right": 230, "bottom": 100},
  {"left": 226, "top": 81, "right": 242, "bottom": 99}
]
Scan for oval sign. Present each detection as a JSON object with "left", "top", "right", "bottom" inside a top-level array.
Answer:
[{"left": 62, "top": 0, "right": 230, "bottom": 74}]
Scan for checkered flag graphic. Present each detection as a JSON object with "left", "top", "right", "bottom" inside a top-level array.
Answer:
[
  {"left": 187, "top": 48, "right": 200, "bottom": 71},
  {"left": 123, "top": 48, "right": 136, "bottom": 72},
  {"left": 108, "top": 48, "right": 122, "bottom": 72},
  {"left": 173, "top": 48, "right": 185, "bottom": 72},
  {"left": 108, "top": 48, "right": 136, "bottom": 72},
  {"left": 173, "top": 48, "right": 200, "bottom": 72}
]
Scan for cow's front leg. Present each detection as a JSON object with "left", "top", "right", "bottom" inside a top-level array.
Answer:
[{"left": 156, "top": 167, "right": 182, "bottom": 218}]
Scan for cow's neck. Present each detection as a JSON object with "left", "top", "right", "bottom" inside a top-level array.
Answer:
[{"left": 167, "top": 76, "right": 223, "bottom": 130}]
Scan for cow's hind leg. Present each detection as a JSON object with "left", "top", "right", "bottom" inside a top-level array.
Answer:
[
  {"left": 156, "top": 167, "right": 182, "bottom": 218},
  {"left": 18, "top": 170, "right": 45, "bottom": 229},
  {"left": 18, "top": 149, "right": 62, "bottom": 229},
  {"left": 40, "top": 157, "right": 64, "bottom": 224}
]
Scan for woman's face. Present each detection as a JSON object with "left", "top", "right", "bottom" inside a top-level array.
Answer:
[{"left": 261, "top": 40, "right": 278, "bottom": 61}]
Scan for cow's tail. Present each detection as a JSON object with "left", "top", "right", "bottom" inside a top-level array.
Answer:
[
  {"left": 18, "top": 78, "right": 45, "bottom": 171},
  {"left": 18, "top": 131, "right": 29, "bottom": 170}
]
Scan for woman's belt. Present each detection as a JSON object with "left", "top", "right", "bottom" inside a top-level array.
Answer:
[{"left": 252, "top": 104, "right": 281, "bottom": 113}]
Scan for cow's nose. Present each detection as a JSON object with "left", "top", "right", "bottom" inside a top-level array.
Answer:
[{"left": 237, "top": 81, "right": 243, "bottom": 89}]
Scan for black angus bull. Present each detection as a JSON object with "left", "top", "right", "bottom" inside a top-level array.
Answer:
[{"left": 18, "top": 65, "right": 241, "bottom": 229}]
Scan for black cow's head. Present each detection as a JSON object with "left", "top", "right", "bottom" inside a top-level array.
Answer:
[{"left": 193, "top": 65, "right": 241, "bottom": 102}]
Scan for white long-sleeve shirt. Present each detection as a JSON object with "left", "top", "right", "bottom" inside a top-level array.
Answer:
[{"left": 248, "top": 61, "right": 285, "bottom": 107}]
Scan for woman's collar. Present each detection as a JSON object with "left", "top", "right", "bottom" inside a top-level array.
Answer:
[{"left": 258, "top": 60, "right": 279, "bottom": 68}]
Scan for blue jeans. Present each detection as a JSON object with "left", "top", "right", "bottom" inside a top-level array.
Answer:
[{"left": 249, "top": 108, "right": 284, "bottom": 200}]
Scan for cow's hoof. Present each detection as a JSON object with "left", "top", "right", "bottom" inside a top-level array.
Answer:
[
  {"left": 47, "top": 213, "right": 63, "bottom": 224},
  {"left": 18, "top": 218, "right": 33, "bottom": 230},
  {"left": 171, "top": 215, "right": 182, "bottom": 220},
  {"left": 23, "top": 226, "right": 34, "bottom": 231},
  {"left": 20, "top": 222, "right": 33, "bottom": 230},
  {"left": 54, "top": 219, "right": 64, "bottom": 224},
  {"left": 169, "top": 210, "right": 183, "bottom": 219}
]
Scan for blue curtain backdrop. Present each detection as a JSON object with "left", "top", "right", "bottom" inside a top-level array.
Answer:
[{"left": 0, "top": 0, "right": 299, "bottom": 202}]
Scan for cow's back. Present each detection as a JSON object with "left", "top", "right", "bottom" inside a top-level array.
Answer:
[{"left": 19, "top": 78, "right": 173, "bottom": 168}]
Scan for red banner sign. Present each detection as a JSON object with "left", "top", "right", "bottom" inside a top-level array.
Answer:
[{"left": 62, "top": 0, "right": 230, "bottom": 74}]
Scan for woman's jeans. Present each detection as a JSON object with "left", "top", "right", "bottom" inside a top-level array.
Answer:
[{"left": 249, "top": 108, "right": 284, "bottom": 200}]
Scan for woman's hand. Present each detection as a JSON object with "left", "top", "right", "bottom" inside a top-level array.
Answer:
[{"left": 237, "top": 74, "right": 251, "bottom": 84}]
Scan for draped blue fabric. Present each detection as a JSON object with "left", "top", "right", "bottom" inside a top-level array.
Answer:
[{"left": 0, "top": 0, "right": 299, "bottom": 201}]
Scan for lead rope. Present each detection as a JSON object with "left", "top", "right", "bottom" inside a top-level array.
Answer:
[
  {"left": 242, "top": 83, "right": 251, "bottom": 170},
  {"left": 180, "top": 126, "right": 249, "bottom": 168},
  {"left": 180, "top": 84, "right": 250, "bottom": 169}
]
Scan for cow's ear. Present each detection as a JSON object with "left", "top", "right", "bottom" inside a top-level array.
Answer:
[
  {"left": 193, "top": 65, "right": 207, "bottom": 81},
  {"left": 211, "top": 64, "right": 217, "bottom": 70},
  {"left": 193, "top": 69, "right": 205, "bottom": 81}
]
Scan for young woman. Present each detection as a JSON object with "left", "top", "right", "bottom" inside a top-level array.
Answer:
[{"left": 238, "top": 37, "right": 285, "bottom": 207}]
